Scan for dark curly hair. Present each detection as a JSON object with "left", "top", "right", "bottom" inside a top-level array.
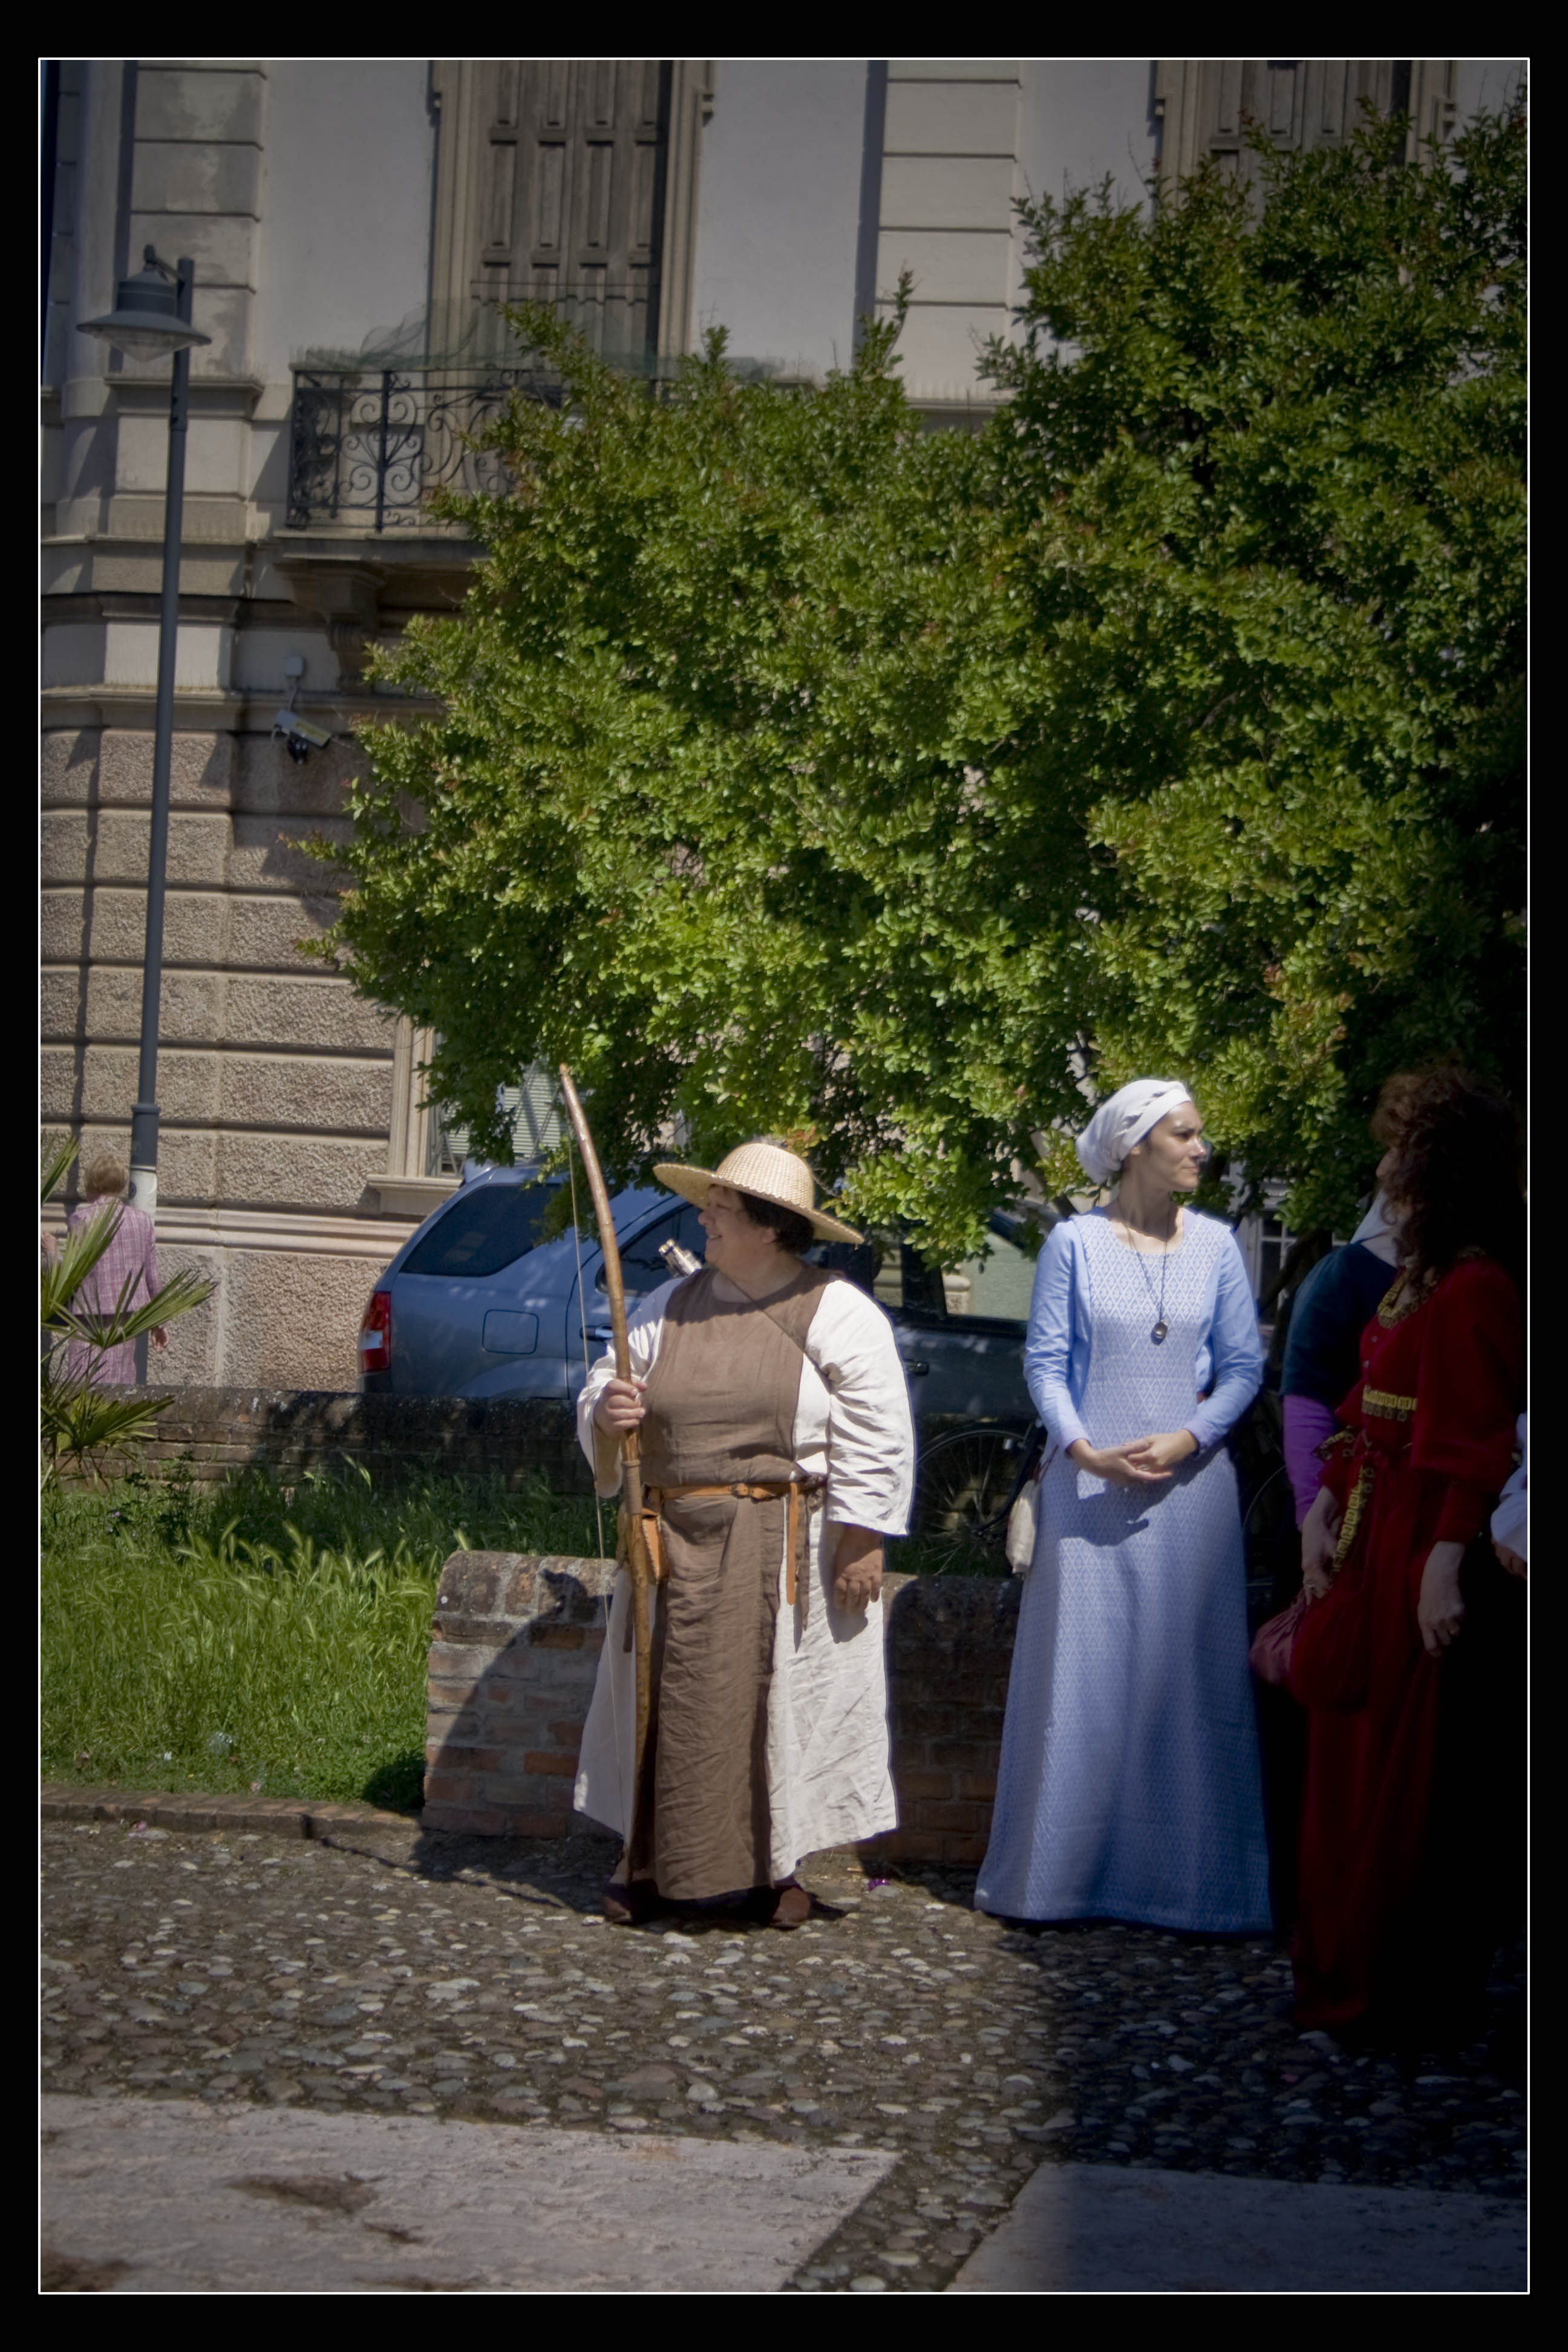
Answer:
[
  {"left": 1368, "top": 1070, "right": 1428, "bottom": 1147},
  {"left": 1377, "top": 1067, "right": 1524, "bottom": 1288},
  {"left": 737, "top": 1191, "right": 815, "bottom": 1256}
]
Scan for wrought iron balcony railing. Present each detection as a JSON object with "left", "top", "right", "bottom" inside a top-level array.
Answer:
[{"left": 286, "top": 367, "right": 561, "bottom": 532}]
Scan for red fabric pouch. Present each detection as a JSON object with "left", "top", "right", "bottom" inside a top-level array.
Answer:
[{"left": 1249, "top": 1590, "right": 1310, "bottom": 1686}]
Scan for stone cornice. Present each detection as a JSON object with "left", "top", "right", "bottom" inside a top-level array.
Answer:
[
  {"left": 41, "top": 1201, "right": 422, "bottom": 1257},
  {"left": 44, "top": 590, "right": 247, "bottom": 624},
  {"left": 104, "top": 373, "right": 267, "bottom": 415},
  {"left": 39, "top": 685, "right": 446, "bottom": 732},
  {"left": 368, "top": 1174, "right": 462, "bottom": 1219},
  {"left": 266, "top": 536, "right": 476, "bottom": 610}
]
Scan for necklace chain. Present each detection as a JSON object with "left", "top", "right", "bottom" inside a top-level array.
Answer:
[{"left": 1117, "top": 1201, "right": 1175, "bottom": 1342}]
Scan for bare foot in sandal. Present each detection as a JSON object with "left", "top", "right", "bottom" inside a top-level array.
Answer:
[
  {"left": 603, "top": 1878, "right": 663, "bottom": 1925},
  {"left": 766, "top": 1881, "right": 811, "bottom": 1930}
]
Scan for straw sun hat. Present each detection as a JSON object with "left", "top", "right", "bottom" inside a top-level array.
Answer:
[{"left": 652, "top": 1140, "right": 863, "bottom": 1247}]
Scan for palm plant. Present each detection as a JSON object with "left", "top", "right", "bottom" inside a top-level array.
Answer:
[{"left": 41, "top": 1134, "right": 213, "bottom": 1481}]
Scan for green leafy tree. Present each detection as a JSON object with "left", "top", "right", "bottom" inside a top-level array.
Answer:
[
  {"left": 324, "top": 296, "right": 1067, "bottom": 1264},
  {"left": 984, "top": 100, "right": 1525, "bottom": 1227},
  {"left": 324, "top": 101, "right": 1523, "bottom": 1256}
]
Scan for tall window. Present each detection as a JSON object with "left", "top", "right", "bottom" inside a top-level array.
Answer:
[
  {"left": 1154, "top": 60, "right": 1458, "bottom": 192},
  {"left": 425, "top": 1064, "right": 564, "bottom": 1177},
  {"left": 432, "top": 60, "right": 677, "bottom": 362}
]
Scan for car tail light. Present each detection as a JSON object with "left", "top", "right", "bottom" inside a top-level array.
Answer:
[{"left": 359, "top": 1289, "right": 392, "bottom": 1374}]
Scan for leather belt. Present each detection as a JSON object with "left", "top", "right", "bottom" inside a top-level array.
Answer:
[{"left": 640, "top": 1477, "right": 825, "bottom": 1605}]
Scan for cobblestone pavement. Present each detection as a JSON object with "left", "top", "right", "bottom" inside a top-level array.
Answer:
[{"left": 41, "top": 1820, "right": 1526, "bottom": 2293}]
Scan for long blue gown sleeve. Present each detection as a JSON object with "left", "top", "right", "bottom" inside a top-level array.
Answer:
[
  {"left": 1024, "top": 1224, "right": 1089, "bottom": 1451},
  {"left": 1186, "top": 1233, "right": 1264, "bottom": 1449}
]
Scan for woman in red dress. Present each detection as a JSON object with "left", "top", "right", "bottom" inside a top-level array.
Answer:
[{"left": 1290, "top": 1070, "right": 1524, "bottom": 2039}]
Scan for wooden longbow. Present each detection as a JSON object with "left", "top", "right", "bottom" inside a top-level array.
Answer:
[{"left": 558, "top": 1066, "right": 655, "bottom": 1849}]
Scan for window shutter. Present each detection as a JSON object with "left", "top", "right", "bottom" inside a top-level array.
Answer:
[
  {"left": 471, "top": 59, "right": 670, "bottom": 358},
  {"left": 1154, "top": 60, "right": 1457, "bottom": 193}
]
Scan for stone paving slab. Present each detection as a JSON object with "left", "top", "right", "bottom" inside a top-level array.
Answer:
[
  {"left": 40, "top": 1784, "right": 414, "bottom": 1840},
  {"left": 39, "top": 1815, "right": 1526, "bottom": 2292},
  {"left": 41, "top": 2095, "right": 892, "bottom": 2293},
  {"left": 949, "top": 2162, "right": 1527, "bottom": 2293}
]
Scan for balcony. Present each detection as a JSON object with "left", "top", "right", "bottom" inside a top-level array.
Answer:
[{"left": 286, "top": 365, "right": 562, "bottom": 532}]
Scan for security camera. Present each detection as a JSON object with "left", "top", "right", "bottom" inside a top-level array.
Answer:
[{"left": 272, "top": 708, "right": 333, "bottom": 763}]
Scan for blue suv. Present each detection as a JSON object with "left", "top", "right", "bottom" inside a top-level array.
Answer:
[{"left": 358, "top": 1165, "right": 1038, "bottom": 1422}]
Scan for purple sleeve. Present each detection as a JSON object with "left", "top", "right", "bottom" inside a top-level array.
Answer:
[{"left": 1283, "top": 1394, "right": 1338, "bottom": 1526}]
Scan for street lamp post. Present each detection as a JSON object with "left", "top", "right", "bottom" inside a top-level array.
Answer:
[{"left": 76, "top": 249, "right": 211, "bottom": 1221}]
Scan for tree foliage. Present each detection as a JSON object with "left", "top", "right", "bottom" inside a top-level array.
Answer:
[
  {"left": 985, "top": 103, "right": 1525, "bottom": 1229},
  {"left": 325, "top": 103, "right": 1524, "bottom": 1256},
  {"left": 328, "top": 297, "right": 1061, "bottom": 1261}
]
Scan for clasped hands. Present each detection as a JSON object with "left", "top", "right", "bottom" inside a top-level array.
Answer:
[
  {"left": 1067, "top": 1429, "right": 1198, "bottom": 1488},
  {"left": 591, "top": 1376, "right": 883, "bottom": 1612}
]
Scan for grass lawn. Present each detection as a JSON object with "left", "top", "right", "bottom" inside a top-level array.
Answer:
[
  {"left": 41, "top": 1466, "right": 606, "bottom": 1812},
  {"left": 41, "top": 1460, "right": 996, "bottom": 1814}
]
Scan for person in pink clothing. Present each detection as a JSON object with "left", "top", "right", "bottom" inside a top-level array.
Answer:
[{"left": 64, "top": 1152, "right": 166, "bottom": 1384}]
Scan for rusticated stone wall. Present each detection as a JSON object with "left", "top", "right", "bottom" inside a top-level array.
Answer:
[
  {"left": 41, "top": 725, "right": 413, "bottom": 1396},
  {"left": 424, "top": 1553, "right": 1020, "bottom": 1867},
  {"left": 131, "top": 1387, "right": 592, "bottom": 1491}
]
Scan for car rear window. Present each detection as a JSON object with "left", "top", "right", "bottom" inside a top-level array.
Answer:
[{"left": 401, "top": 1181, "right": 555, "bottom": 1278}]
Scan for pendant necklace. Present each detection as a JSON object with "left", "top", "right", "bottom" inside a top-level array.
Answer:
[{"left": 1120, "top": 1202, "right": 1175, "bottom": 1343}]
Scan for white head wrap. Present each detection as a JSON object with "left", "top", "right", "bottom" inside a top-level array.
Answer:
[
  {"left": 1075, "top": 1079, "right": 1195, "bottom": 1186},
  {"left": 1350, "top": 1192, "right": 1402, "bottom": 1267}
]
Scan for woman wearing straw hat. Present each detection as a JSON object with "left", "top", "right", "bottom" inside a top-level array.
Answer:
[
  {"left": 573, "top": 1138, "right": 914, "bottom": 1927},
  {"left": 976, "top": 1080, "right": 1272, "bottom": 1933}
]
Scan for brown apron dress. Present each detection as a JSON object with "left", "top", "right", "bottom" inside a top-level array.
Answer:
[{"left": 631, "top": 1263, "right": 838, "bottom": 1901}]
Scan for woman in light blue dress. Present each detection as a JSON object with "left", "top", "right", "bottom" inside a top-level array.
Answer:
[{"left": 976, "top": 1080, "right": 1271, "bottom": 1932}]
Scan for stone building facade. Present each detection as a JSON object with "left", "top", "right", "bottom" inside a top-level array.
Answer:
[{"left": 41, "top": 58, "right": 1522, "bottom": 1389}]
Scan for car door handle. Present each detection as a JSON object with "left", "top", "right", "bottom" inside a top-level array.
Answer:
[
  {"left": 906, "top": 1359, "right": 930, "bottom": 1377},
  {"left": 585, "top": 1325, "right": 613, "bottom": 1344}
]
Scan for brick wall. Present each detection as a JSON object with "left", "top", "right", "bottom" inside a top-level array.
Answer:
[
  {"left": 425, "top": 1555, "right": 619, "bottom": 1837},
  {"left": 424, "top": 1552, "right": 1021, "bottom": 1866},
  {"left": 879, "top": 1575, "right": 1019, "bottom": 1864},
  {"left": 127, "top": 1388, "right": 592, "bottom": 1491}
]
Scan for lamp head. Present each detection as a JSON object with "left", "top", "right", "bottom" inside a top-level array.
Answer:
[{"left": 76, "top": 247, "right": 210, "bottom": 360}]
